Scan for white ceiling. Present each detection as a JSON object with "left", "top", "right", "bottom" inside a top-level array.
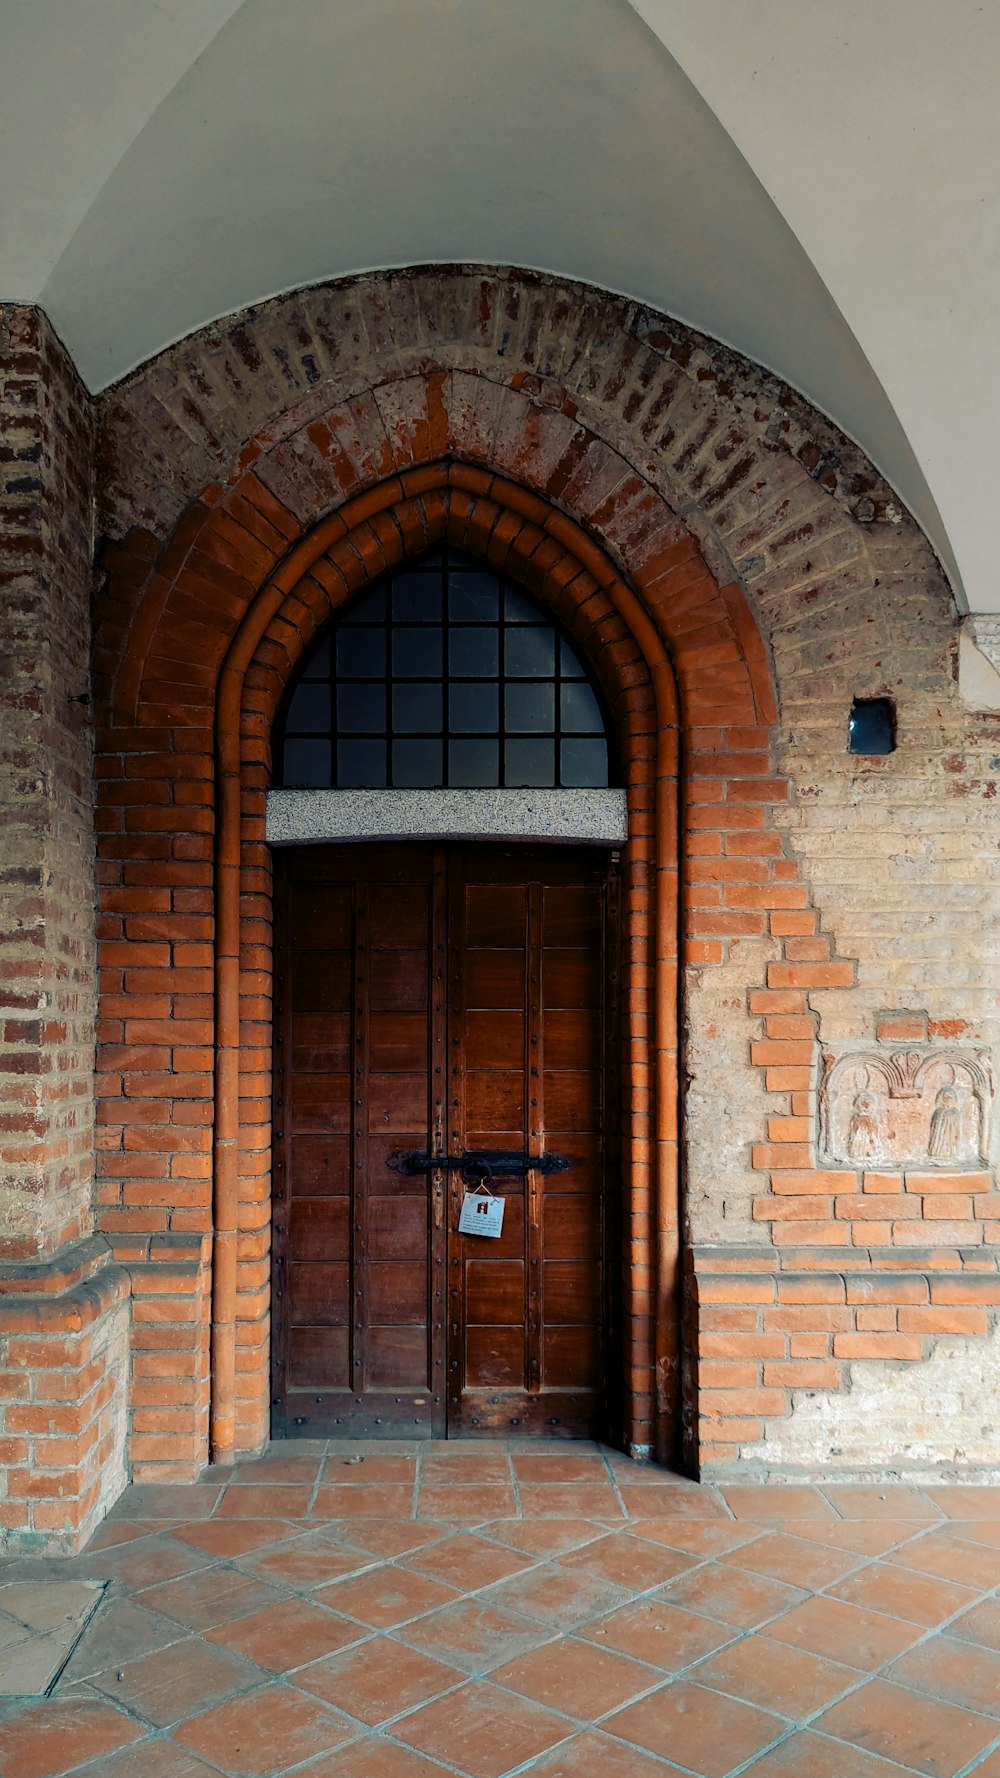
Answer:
[{"left": 2, "top": 0, "right": 997, "bottom": 612}]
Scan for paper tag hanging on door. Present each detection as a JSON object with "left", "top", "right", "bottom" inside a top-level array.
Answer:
[{"left": 458, "top": 1187, "right": 505, "bottom": 1238}]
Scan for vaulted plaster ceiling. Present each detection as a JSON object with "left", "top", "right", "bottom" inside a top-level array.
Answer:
[{"left": 1, "top": 0, "right": 997, "bottom": 613}]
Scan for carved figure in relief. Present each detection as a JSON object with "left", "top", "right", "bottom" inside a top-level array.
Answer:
[
  {"left": 847, "top": 1089, "right": 885, "bottom": 1160},
  {"left": 820, "top": 1044, "right": 994, "bottom": 1168},
  {"left": 928, "top": 1084, "right": 961, "bottom": 1161}
]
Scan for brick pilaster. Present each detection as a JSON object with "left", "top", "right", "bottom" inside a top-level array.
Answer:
[{"left": 0, "top": 305, "right": 96, "bottom": 1261}]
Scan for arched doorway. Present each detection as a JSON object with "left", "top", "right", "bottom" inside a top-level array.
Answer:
[
  {"left": 96, "top": 273, "right": 789, "bottom": 1483},
  {"left": 212, "top": 466, "right": 683, "bottom": 1465},
  {"left": 268, "top": 546, "right": 623, "bottom": 1440}
]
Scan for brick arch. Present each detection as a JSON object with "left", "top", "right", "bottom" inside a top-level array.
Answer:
[
  {"left": 103, "top": 402, "right": 774, "bottom": 739},
  {"left": 97, "top": 267, "right": 905, "bottom": 572}
]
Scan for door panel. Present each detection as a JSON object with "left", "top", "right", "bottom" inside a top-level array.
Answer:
[
  {"left": 272, "top": 847, "right": 441, "bottom": 1435},
  {"left": 272, "top": 843, "right": 614, "bottom": 1440},
  {"left": 287, "top": 1197, "right": 349, "bottom": 1261},
  {"left": 289, "top": 1076, "right": 352, "bottom": 1132},
  {"left": 288, "top": 1263, "right": 349, "bottom": 1326},
  {"left": 288, "top": 1135, "right": 351, "bottom": 1193},
  {"left": 444, "top": 851, "right": 610, "bottom": 1438}
]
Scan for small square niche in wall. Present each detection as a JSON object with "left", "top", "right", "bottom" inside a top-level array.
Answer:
[{"left": 848, "top": 697, "right": 895, "bottom": 754}]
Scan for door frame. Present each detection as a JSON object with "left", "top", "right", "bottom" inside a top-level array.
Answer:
[
  {"left": 270, "top": 839, "right": 623, "bottom": 1442},
  {"left": 214, "top": 469, "right": 692, "bottom": 1467}
]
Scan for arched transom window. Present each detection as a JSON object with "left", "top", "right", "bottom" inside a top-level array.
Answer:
[{"left": 276, "top": 547, "right": 612, "bottom": 790}]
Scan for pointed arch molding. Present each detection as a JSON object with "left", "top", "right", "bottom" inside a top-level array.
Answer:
[
  {"left": 95, "top": 295, "right": 812, "bottom": 1476},
  {"left": 221, "top": 467, "right": 690, "bottom": 1466}
]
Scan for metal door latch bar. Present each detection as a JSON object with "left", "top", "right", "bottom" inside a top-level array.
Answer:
[{"left": 387, "top": 1149, "right": 571, "bottom": 1181}]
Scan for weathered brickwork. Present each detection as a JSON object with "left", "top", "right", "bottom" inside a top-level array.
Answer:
[
  {"left": 86, "top": 267, "right": 999, "bottom": 1490},
  {"left": 3, "top": 267, "right": 999, "bottom": 1546},
  {"left": 0, "top": 1236, "right": 129, "bottom": 1550},
  {"left": 0, "top": 307, "right": 97, "bottom": 1261},
  {"left": 0, "top": 309, "right": 131, "bottom": 1549},
  {"left": 688, "top": 1253, "right": 1000, "bottom": 1475}
]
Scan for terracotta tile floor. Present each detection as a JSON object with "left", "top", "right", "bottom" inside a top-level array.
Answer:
[{"left": 2, "top": 1443, "right": 1000, "bottom": 1776}]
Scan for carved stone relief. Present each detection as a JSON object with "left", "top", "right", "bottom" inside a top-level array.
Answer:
[{"left": 819, "top": 1048, "right": 995, "bottom": 1169}]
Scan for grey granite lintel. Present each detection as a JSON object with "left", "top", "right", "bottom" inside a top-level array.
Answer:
[{"left": 266, "top": 788, "right": 628, "bottom": 846}]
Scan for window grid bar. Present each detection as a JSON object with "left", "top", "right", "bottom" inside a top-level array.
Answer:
[{"left": 277, "top": 541, "right": 612, "bottom": 789}]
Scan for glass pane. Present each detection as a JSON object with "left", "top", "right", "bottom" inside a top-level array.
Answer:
[
  {"left": 506, "top": 738, "right": 555, "bottom": 786},
  {"left": 449, "top": 628, "right": 498, "bottom": 676},
  {"left": 561, "top": 681, "right": 603, "bottom": 733},
  {"left": 393, "top": 627, "right": 442, "bottom": 677},
  {"left": 505, "top": 682, "right": 555, "bottom": 733},
  {"left": 285, "top": 683, "right": 331, "bottom": 733},
  {"left": 448, "top": 738, "right": 499, "bottom": 787},
  {"left": 337, "top": 628, "right": 385, "bottom": 676},
  {"left": 340, "top": 588, "right": 385, "bottom": 624},
  {"left": 283, "top": 739, "right": 330, "bottom": 787},
  {"left": 506, "top": 627, "right": 555, "bottom": 678},
  {"left": 393, "top": 739, "right": 442, "bottom": 786},
  {"left": 302, "top": 635, "right": 331, "bottom": 673},
  {"left": 450, "top": 683, "right": 498, "bottom": 733},
  {"left": 849, "top": 698, "right": 895, "bottom": 754},
  {"left": 504, "top": 588, "right": 546, "bottom": 624},
  {"left": 561, "top": 736, "right": 608, "bottom": 787},
  {"left": 337, "top": 683, "right": 385, "bottom": 733},
  {"left": 393, "top": 683, "right": 442, "bottom": 733},
  {"left": 277, "top": 550, "right": 615, "bottom": 792},
  {"left": 449, "top": 576, "right": 499, "bottom": 622},
  {"left": 336, "top": 739, "right": 386, "bottom": 787},
  {"left": 392, "top": 577, "right": 442, "bottom": 623}
]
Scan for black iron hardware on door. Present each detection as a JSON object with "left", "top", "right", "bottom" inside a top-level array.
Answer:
[{"left": 387, "top": 1149, "right": 571, "bottom": 1184}]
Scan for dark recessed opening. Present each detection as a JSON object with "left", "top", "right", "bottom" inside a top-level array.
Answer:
[
  {"left": 848, "top": 697, "right": 895, "bottom": 755},
  {"left": 274, "top": 543, "right": 617, "bottom": 789}
]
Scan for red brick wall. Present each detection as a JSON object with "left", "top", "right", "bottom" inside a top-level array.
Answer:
[
  {"left": 0, "top": 266, "right": 990, "bottom": 1532},
  {"left": 0, "top": 1238, "right": 129, "bottom": 1550}
]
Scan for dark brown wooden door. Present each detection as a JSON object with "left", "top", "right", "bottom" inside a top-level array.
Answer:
[{"left": 271, "top": 844, "right": 616, "bottom": 1439}]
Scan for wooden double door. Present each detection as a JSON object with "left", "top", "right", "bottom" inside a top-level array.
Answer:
[{"left": 271, "top": 844, "right": 618, "bottom": 1440}]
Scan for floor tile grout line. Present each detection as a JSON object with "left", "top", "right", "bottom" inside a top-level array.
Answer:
[
  {"left": 531, "top": 1518, "right": 1000, "bottom": 1752},
  {"left": 77, "top": 1651, "right": 379, "bottom": 1751},
  {"left": 718, "top": 1722, "right": 923, "bottom": 1778},
  {"left": 492, "top": 1717, "right": 692, "bottom": 1778},
  {"left": 14, "top": 1507, "right": 923, "bottom": 1679},
  {"left": 307, "top": 1445, "right": 331, "bottom": 1514},
  {"left": 715, "top": 1516, "right": 980, "bottom": 1622},
  {"left": 806, "top": 1528, "right": 1000, "bottom": 1632},
  {"left": 758, "top": 1564, "right": 1000, "bottom": 1756},
  {"left": 957, "top": 1725, "right": 1000, "bottom": 1777},
  {"left": 508, "top": 1446, "right": 524, "bottom": 1518},
  {"left": 81, "top": 1632, "right": 306, "bottom": 1729},
  {"left": 603, "top": 1448, "right": 633, "bottom": 1522},
  {"left": 816, "top": 1479, "right": 945, "bottom": 1522},
  {"left": 86, "top": 1511, "right": 1000, "bottom": 1763},
  {"left": 289, "top": 1658, "right": 474, "bottom": 1736},
  {"left": 806, "top": 1721, "right": 981, "bottom": 1778},
  {"left": 12, "top": 1462, "right": 1000, "bottom": 1778},
  {"left": 5, "top": 1614, "right": 996, "bottom": 1778}
]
